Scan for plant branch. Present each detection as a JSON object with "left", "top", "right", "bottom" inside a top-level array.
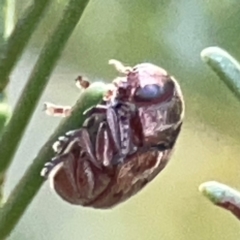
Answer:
[
  {"left": 0, "top": 0, "right": 51, "bottom": 91},
  {"left": 0, "top": 0, "right": 90, "bottom": 177},
  {"left": 0, "top": 0, "right": 6, "bottom": 43},
  {"left": 0, "top": 82, "right": 107, "bottom": 239},
  {"left": 0, "top": 0, "right": 13, "bottom": 134},
  {"left": 3, "top": 0, "right": 15, "bottom": 39},
  {"left": 0, "top": 0, "right": 15, "bottom": 204},
  {"left": 201, "top": 46, "right": 240, "bottom": 101},
  {"left": 199, "top": 181, "right": 240, "bottom": 221}
]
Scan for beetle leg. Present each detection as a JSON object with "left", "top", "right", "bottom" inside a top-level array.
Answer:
[
  {"left": 106, "top": 106, "right": 138, "bottom": 165},
  {"left": 52, "top": 135, "right": 70, "bottom": 153},
  {"left": 42, "top": 128, "right": 104, "bottom": 178},
  {"left": 119, "top": 117, "right": 135, "bottom": 155},
  {"left": 117, "top": 104, "right": 138, "bottom": 155},
  {"left": 95, "top": 122, "right": 117, "bottom": 167},
  {"left": 106, "top": 107, "right": 121, "bottom": 153},
  {"left": 110, "top": 116, "right": 137, "bottom": 165},
  {"left": 76, "top": 128, "right": 103, "bottom": 169},
  {"left": 64, "top": 128, "right": 103, "bottom": 170},
  {"left": 83, "top": 104, "right": 107, "bottom": 117},
  {"left": 41, "top": 153, "right": 70, "bottom": 178},
  {"left": 43, "top": 102, "right": 72, "bottom": 117}
]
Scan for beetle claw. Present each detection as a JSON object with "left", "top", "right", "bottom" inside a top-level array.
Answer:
[
  {"left": 41, "top": 162, "right": 54, "bottom": 178},
  {"left": 44, "top": 162, "right": 53, "bottom": 167},
  {"left": 52, "top": 135, "right": 70, "bottom": 153},
  {"left": 65, "top": 130, "right": 77, "bottom": 136},
  {"left": 40, "top": 168, "right": 49, "bottom": 179},
  {"left": 52, "top": 141, "right": 61, "bottom": 152},
  {"left": 41, "top": 155, "right": 68, "bottom": 178},
  {"left": 58, "top": 136, "right": 68, "bottom": 141}
]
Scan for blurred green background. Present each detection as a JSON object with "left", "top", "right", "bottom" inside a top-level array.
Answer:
[{"left": 4, "top": 0, "right": 240, "bottom": 239}]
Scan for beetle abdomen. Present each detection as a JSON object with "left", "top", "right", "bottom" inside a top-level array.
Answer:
[{"left": 51, "top": 140, "right": 173, "bottom": 208}]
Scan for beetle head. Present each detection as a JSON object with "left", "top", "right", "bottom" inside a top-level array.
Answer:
[
  {"left": 109, "top": 60, "right": 184, "bottom": 147},
  {"left": 113, "top": 62, "right": 181, "bottom": 109}
]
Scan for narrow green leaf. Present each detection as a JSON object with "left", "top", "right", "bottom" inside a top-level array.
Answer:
[
  {"left": 0, "top": 0, "right": 51, "bottom": 91},
  {"left": 0, "top": 0, "right": 90, "bottom": 178},
  {"left": 201, "top": 46, "right": 240, "bottom": 101},
  {"left": 0, "top": 93, "right": 10, "bottom": 204},
  {"left": 0, "top": 93, "right": 10, "bottom": 133},
  {"left": 3, "top": 0, "right": 15, "bottom": 39},
  {"left": 0, "top": 1, "right": 5, "bottom": 44},
  {"left": 0, "top": 0, "right": 15, "bottom": 205},
  {"left": 199, "top": 181, "right": 240, "bottom": 221}
]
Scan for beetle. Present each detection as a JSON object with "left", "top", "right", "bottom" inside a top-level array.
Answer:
[{"left": 41, "top": 59, "right": 184, "bottom": 209}]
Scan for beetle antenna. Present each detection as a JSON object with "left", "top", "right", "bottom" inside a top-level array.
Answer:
[{"left": 108, "top": 59, "right": 132, "bottom": 74}]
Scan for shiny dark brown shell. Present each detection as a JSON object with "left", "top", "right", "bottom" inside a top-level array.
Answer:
[{"left": 44, "top": 61, "right": 184, "bottom": 209}]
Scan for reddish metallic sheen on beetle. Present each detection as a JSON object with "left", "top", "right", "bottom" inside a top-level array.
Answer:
[{"left": 41, "top": 60, "right": 184, "bottom": 209}]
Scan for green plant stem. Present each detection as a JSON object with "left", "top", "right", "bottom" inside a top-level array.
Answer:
[
  {"left": 0, "top": 92, "right": 10, "bottom": 135},
  {"left": 0, "top": 1, "right": 5, "bottom": 43},
  {"left": 0, "top": 92, "right": 11, "bottom": 204},
  {"left": 4, "top": 0, "right": 15, "bottom": 39},
  {"left": 201, "top": 46, "right": 240, "bottom": 101},
  {"left": 0, "top": 0, "right": 15, "bottom": 42},
  {"left": 0, "top": 0, "right": 14, "bottom": 43},
  {"left": 0, "top": 82, "right": 107, "bottom": 239},
  {"left": 0, "top": 0, "right": 51, "bottom": 91},
  {"left": 0, "top": 0, "right": 90, "bottom": 178},
  {"left": 0, "top": 0, "right": 14, "bottom": 134},
  {"left": 199, "top": 181, "right": 240, "bottom": 221},
  {"left": 0, "top": 0, "right": 15, "bottom": 205}
]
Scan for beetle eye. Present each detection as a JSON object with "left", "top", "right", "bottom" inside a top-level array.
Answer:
[
  {"left": 134, "top": 84, "right": 163, "bottom": 101},
  {"left": 134, "top": 82, "right": 174, "bottom": 102}
]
